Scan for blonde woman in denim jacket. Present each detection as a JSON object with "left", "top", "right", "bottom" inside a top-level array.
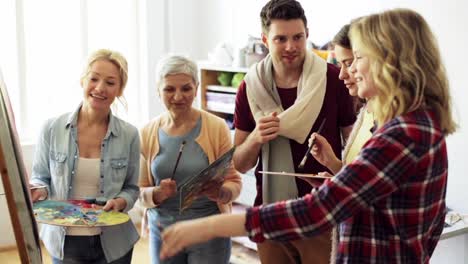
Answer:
[{"left": 30, "top": 49, "right": 140, "bottom": 264}]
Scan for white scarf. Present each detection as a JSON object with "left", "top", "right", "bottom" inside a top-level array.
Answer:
[
  {"left": 245, "top": 49, "right": 327, "bottom": 144},
  {"left": 244, "top": 50, "right": 327, "bottom": 203}
]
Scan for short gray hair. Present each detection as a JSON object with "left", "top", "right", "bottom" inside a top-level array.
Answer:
[{"left": 155, "top": 55, "right": 199, "bottom": 87}]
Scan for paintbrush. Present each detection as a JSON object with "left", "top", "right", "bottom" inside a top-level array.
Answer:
[
  {"left": 298, "top": 118, "right": 327, "bottom": 170},
  {"left": 170, "top": 140, "right": 186, "bottom": 180}
]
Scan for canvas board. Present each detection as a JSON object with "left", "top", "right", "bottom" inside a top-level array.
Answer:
[
  {"left": 178, "top": 147, "right": 235, "bottom": 211},
  {"left": 0, "top": 69, "right": 42, "bottom": 263}
]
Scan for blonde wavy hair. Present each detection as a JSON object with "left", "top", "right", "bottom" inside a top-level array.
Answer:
[{"left": 350, "top": 8, "right": 457, "bottom": 134}]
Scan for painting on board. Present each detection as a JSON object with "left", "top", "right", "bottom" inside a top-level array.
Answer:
[
  {"left": 0, "top": 69, "right": 42, "bottom": 263},
  {"left": 178, "top": 147, "right": 235, "bottom": 211}
]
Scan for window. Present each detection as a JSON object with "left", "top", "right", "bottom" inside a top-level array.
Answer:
[
  {"left": 0, "top": 0, "right": 146, "bottom": 142},
  {"left": 0, "top": 1, "right": 20, "bottom": 126}
]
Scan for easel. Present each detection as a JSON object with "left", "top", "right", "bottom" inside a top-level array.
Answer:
[{"left": 0, "top": 70, "right": 42, "bottom": 263}]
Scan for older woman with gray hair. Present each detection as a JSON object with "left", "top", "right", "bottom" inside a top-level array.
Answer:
[{"left": 138, "top": 55, "right": 241, "bottom": 264}]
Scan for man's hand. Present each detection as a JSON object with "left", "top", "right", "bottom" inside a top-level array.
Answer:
[
  {"left": 252, "top": 112, "right": 280, "bottom": 144},
  {"left": 233, "top": 112, "right": 280, "bottom": 173}
]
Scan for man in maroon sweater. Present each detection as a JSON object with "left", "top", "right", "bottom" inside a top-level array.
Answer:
[{"left": 232, "top": 0, "right": 356, "bottom": 263}]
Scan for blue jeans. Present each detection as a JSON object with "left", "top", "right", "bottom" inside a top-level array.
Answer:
[
  {"left": 52, "top": 235, "right": 133, "bottom": 264},
  {"left": 149, "top": 222, "right": 231, "bottom": 264}
]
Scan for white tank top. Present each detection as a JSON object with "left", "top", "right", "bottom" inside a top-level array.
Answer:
[{"left": 66, "top": 157, "right": 101, "bottom": 236}]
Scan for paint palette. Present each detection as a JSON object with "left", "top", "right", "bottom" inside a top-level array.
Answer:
[{"left": 33, "top": 200, "right": 130, "bottom": 227}]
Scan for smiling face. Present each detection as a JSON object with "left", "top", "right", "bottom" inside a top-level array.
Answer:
[
  {"left": 82, "top": 59, "right": 122, "bottom": 112},
  {"left": 159, "top": 73, "right": 197, "bottom": 115},
  {"left": 349, "top": 46, "right": 377, "bottom": 99},
  {"left": 262, "top": 19, "right": 308, "bottom": 71},
  {"left": 334, "top": 45, "right": 358, "bottom": 97}
]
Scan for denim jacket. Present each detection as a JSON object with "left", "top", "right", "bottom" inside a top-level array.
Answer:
[{"left": 30, "top": 104, "right": 140, "bottom": 262}]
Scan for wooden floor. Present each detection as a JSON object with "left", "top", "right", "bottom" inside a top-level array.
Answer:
[
  {"left": 0, "top": 238, "right": 259, "bottom": 264},
  {"left": 0, "top": 236, "right": 150, "bottom": 264}
]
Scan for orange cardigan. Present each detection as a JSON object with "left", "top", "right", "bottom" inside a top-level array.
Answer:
[{"left": 138, "top": 109, "right": 241, "bottom": 214}]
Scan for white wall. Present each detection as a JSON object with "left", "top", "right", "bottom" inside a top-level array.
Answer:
[
  {"left": 0, "top": 181, "right": 16, "bottom": 248},
  {"left": 432, "top": 234, "right": 468, "bottom": 264}
]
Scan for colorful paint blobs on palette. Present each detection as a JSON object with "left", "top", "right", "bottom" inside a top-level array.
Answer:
[
  {"left": 33, "top": 200, "right": 130, "bottom": 227},
  {"left": 98, "top": 211, "right": 130, "bottom": 224}
]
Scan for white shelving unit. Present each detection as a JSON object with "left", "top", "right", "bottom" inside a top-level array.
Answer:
[{"left": 199, "top": 62, "right": 248, "bottom": 117}]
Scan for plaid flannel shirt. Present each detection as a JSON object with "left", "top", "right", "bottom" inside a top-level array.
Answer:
[{"left": 246, "top": 109, "right": 447, "bottom": 263}]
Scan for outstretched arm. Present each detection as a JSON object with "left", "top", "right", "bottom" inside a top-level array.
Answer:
[
  {"left": 246, "top": 125, "right": 421, "bottom": 243},
  {"left": 162, "top": 122, "right": 423, "bottom": 258},
  {"left": 160, "top": 213, "right": 247, "bottom": 259}
]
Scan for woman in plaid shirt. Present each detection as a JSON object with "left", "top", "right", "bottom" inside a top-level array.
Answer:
[{"left": 160, "top": 8, "right": 457, "bottom": 263}]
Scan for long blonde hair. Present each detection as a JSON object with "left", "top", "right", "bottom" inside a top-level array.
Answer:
[{"left": 350, "top": 8, "right": 457, "bottom": 134}]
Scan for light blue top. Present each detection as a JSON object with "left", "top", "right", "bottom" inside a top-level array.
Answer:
[
  {"left": 30, "top": 104, "right": 140, "bottom": 262},
  {"left": 148, "top": 117, "right": 220, "bottom": 229}
]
